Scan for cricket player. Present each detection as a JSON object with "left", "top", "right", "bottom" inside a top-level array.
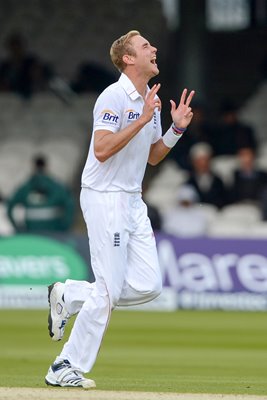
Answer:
[{"left": 45, "top": 30, "right": 194, "bottom": 389}]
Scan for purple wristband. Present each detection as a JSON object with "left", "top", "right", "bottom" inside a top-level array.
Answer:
[{"left": 172, "top": 123, "right": 187, "bottom": 135}]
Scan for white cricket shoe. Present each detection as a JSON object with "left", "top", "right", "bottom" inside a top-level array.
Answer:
[
  {"left": 45, "top": 359, "right": 96, "bottom": 389},
  {"left": 48, "top": 282, "right": 70, "bottom": 341}
]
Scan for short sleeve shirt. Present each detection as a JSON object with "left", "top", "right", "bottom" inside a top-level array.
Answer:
[{"left": 81, "top": 73, "right": 162, "bottom": 192}]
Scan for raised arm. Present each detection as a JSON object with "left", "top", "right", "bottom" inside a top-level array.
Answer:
[
  {"left": 148, "top": 88, "right": 195, "bottom": 165},
  {"left": 94, "top": 84, "right": 161, "bottom": 162}
]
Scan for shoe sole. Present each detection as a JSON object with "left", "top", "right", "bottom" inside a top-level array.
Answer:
[
  {"left": 45, "top": 378, "right": 60, "bottom": 387},
  {"left": 45, "top": 377, "right": 96, "bottom": 389},
  {"left": 47, "top": 283, "right": 58, "bottom": 341}
]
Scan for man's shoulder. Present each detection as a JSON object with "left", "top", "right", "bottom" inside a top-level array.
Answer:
[
  {"left": 101, "top": 79, "right": 125, "bottom": 95},
  {"left": 96, "top": 80, "right": 127, "bottom": 105}
]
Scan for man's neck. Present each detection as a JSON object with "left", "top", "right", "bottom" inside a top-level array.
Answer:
[{"left": 123, "top": 70, "right": 148, "bottom": 99}]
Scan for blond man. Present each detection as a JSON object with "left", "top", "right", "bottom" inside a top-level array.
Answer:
[{"left": 45, "top": 30, "right": 194, "bottom": 389}]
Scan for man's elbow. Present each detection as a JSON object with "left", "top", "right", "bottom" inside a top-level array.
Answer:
[
  {"left": 94, "top": 149, "right": 110, "bottom": 163},
  {"left": 94, "top": 151, "right": 107, "bottom": 163},
  {"left": 148, "top": 157, "right": 160, "bottom": 166}
]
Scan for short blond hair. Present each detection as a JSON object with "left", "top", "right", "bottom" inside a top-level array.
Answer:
[{"left": 110, "top": 30, "right": 140, "bottom": 72}]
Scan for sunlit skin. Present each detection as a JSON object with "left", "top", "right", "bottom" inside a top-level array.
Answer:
[{"left": 94, "top": 34, "right": 195, "bottom": 165}]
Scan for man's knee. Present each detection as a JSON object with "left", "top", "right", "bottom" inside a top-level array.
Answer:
[{"left": 149, "top": 279, "right": 162, "bottom": 300}]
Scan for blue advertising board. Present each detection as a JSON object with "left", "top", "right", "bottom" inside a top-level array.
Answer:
[{"left": 155, "top": 233, "right": 267, "bottom": 311}]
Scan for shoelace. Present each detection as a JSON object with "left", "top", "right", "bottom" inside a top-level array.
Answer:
[
  {"left": 53, "top": 360, "right": 85, "bottom": 385},
  {"left": 60, "top": 368, "right": 84, "bottom": 385}
]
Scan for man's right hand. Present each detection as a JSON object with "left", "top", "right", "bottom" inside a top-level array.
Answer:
[{"left": 140, "top": 83, "right": 161, "bottom": 124}]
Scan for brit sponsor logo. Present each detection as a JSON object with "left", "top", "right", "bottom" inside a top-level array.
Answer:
[
  {"left": 101, "top": 109, "right": 119, "bottom": 124},
  {"left": 125, "top": 109, "right": 140, "bottom": 121}
]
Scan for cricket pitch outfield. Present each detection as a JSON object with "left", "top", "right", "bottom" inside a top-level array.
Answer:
[{"left": 1, "top": 310, "right": 267, "bottom": 398}]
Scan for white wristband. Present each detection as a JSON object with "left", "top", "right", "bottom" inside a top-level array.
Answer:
[{"left": 162, "top": 127, "right": 183, "bottom": 148}]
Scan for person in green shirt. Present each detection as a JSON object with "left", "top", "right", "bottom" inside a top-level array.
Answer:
[{"left": 7, "top": 155, "right": 75, "bottom": 232}]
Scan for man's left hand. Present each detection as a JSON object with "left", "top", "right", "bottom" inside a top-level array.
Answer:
[{"left": 170, "top": 88, "right": 195, "bottom": 129}]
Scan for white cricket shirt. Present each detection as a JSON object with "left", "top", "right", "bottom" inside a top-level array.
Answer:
[{"left": 81, "top": 73, "right": 162, "bottom": 192}]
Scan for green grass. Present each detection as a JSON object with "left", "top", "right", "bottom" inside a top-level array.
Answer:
[{"left": 0, "top": 309, "right": 267, "bottom": 395}]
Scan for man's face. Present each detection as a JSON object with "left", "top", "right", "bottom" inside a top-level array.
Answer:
[
  {"left": 193, "top": 155, "right": 210, "bottom": 173},
  {"left": 129, "top": 35, "right": 159, "bottom": 78},
  {"left": 238, "top": 148, "right": 255, "bottom": 170}
]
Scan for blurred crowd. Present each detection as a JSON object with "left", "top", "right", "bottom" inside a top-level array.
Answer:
[
  {"left": 0, "top": 32, "right": 117, "bottom": 99},
  {"left": 0, "top": 32, "right": 116, "bottom": 236},
  {"left": 146, "top": 98, "right": 267, "bottom": 237}
]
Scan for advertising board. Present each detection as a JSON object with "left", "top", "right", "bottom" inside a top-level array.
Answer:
[
  {"left": 1, "top": 233, "right": 267, "bottom": 310},
  {"left": 155, "top": 234, "right": 267, "bottom": 311},
  {"left": 0, "top": 234, "right": 89, "bottom": 308}
]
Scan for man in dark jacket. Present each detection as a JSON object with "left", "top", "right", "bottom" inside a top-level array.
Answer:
[
  {"left": 186, "top": 142, "right": 227, "bottom": 208},
  {"left": 0, "top": 33, "right": 53, "bottom": 98},
  {"left": 211, "top": 101, "right": 257, "bottom": 156},
  {"left": 229, "top": 147, "right": 267, "bottom": 204}
]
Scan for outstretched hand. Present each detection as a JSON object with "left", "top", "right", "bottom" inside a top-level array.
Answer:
[{"left": 170, "top": 89, "right": 195, "bottom": 129}]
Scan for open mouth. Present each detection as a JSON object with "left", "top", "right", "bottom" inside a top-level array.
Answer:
[{"left": 151, "top": 58, "right": 157, "bottom": 65}]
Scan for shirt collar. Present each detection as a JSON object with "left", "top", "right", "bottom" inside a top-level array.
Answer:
[{"left": 119, "top": 73, "right": 147, "bottom": 101}]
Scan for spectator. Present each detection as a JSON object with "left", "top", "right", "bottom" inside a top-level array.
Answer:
[
  {"left": 167, "top": 101, "right": 214, "bottom": 170},
  {"left": 0, "top": 32, "right": 54, "bottom": 98},
  {"left": 228, "top": 147, "right": 267, "bottom": 204},
  {"left": 162, "top": 184, "right": 209, "bottom": 237},
  {"left": 7, "top": 155, "right": 75, "bottom": 232},
  {"left": 186, "top": 142, "right": 227, "bottom": 208},
  {"left": 211, "top": 100, "right": 257, "bottom": 156},
  {"left": 70, "top": 61, "right": 117, "bottom": 94}
]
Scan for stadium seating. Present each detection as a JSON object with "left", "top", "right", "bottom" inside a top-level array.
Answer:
[
  {"left": 196, "top": 203, "right": 219, "bottom": 225},
  {"left": 239, "top": 82, "right": 267, "bottom": 145},
  {"left": 211, "top": 155, "right": 239, "bottom": 186},
  {"left": 0, "top": 93, "right": 97, "bottom": 198},
  {"left": 206, "top": 218, "right": 249, "bottom": 238},
  {"left": 206, "top": 203, "right": 262, "bottom": 238},
  {"left": 144, "top": 161, "right": 189, "bottom": 212},
  {"left": 219, "top": 203, "right": 261, "bottom": 224},
  {"left": 249, "top": 222, "right": 267, "bottom": 238}
]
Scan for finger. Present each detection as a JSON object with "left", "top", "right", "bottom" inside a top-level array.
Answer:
[
  {"left": 184, "top": 107, "right": 192, "bottom": 116},
  {"left": 179, "top": 88, "right": 187, "bottom": 105},
  {"left": 186, "top": 111, "right": 193, "bottom": 119},
  {"left": 146, "top": 83, "right": 161, "bottom": 99},
  {"left": 152, "top": 83, "right": 161, "bottom": 96},
  {"left": 181, "top": 106, "right": 193, "bottom": 118},
  {"left": 146, "top": 84, "right": 156, "bottom": 98},
  {"left": 170, "top": 99, "right": 176, "bottom": 113},
  {"left": 185, "top": 90, "right": 195, "bottom": 107},
  {"left": 155, "top": 97, "right": 162, "bottom": 109},
  {"left": 154, "top": 100, "right": 161, "bottom": 111},
  {"left": 146, "top": 84, "right": 160, "bottom": 101}
]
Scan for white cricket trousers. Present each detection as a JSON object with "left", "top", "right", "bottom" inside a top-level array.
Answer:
[{"left": 56, "top": 188, "right": 162, "bottom": 373}]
